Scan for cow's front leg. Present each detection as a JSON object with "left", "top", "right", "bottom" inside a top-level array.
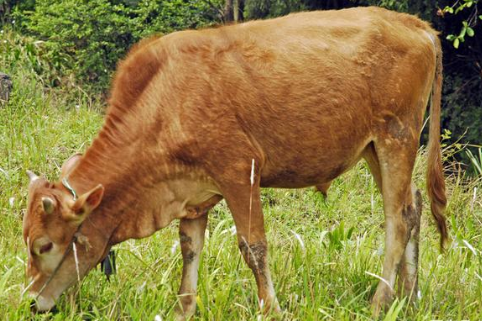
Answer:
[
  {"left": 238, "top": 234, "right": 280, "bottom": 313},
  {"left": 222, "top": 182, "right": 281, "bottom": 314},
  {"left": 175, "top": 215, "right": 208, "bottom": 320}
]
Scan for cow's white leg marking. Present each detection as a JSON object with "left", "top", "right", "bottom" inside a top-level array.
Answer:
[{"left": 175, "top": 215, "right": 208, "bottom": 320}]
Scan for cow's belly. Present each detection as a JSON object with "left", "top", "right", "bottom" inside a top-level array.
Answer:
[
  {"left": 257, "top": 114, "right": 371, "bottom": 188},
  {"left": 259, "top": 141, "right": 368, "bottom": 188}
]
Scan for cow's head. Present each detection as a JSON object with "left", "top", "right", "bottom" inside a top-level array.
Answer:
[{"left": 24, "top": 154, "right": 108, "bottom": 311}]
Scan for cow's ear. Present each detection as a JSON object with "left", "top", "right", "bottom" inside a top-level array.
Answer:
[
  {"left": 61, "top": 153, "right": 82, "bottom": 178},
  {"left": 66, "top": 184, "right": 104, "bottom": 224}
]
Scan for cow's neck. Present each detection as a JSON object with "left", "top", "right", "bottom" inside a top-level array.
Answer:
[
  {"left": 66, "top": 115, "right": 219, "bottom": 245},
  {"left": 66, "top": 115, "right": 170, "bottom": 243}
]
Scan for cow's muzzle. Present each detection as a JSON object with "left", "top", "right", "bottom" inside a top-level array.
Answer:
[{"left": 29, "top": 293, "right": 57, "bottom": 313}]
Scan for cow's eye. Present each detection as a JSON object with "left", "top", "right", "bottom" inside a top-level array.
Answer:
[{"left": 39, "top": 242, "right": 53, "bottom": 254}]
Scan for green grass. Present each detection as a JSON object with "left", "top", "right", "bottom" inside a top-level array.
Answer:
[{"left": 1, "top": 31, "right": 482, "bottom": 320}]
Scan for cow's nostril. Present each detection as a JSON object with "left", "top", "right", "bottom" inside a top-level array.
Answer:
[{"left": 29, "top": 299, "right": 36, "bottom": 312}]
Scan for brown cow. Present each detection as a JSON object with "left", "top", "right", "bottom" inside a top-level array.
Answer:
[{"left": 24, "top": 7, "right": 447, "bottom": 318}]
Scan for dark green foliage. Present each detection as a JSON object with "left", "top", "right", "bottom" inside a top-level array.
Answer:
[
  {"left": 436, "top": 1, "right": 482, "bottom": 151},
  {"left": 245, "top": 0, "right": 306, "bottom": 18},
  {"left": 0, "top": 0, "right": 34, "bottom": 24},
  {"left": 18, "top": 0, "right": 135, "bottom": 90},
  {"left": 10, "top": 0, "right": 222, "bottom": 93},
  {"left": 129, "top": 0, "right": 223, "bottom": 37},
  {"left": 442, "top": 72, "right": 482, "bottom": 147}
]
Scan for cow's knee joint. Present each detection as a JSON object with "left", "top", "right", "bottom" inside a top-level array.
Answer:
[
  {"left": 239, "top": 240, "right": 267, "bottom": 273},
  {"left": 180, "top": 232, "right": 192, "bottom": 244},
  {"left": 180, "top": 232, "right": 197, "bottom": 264},
  {"left": 182, "top": 250, "right": 195, "bottom": 264},
  {"left": 402, "top": 193, "right": 422, "bottom": 234}
]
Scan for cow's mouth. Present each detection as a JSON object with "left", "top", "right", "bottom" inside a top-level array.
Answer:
[{"left": 29, "top": 293, "right": 58, "bottom": 314}]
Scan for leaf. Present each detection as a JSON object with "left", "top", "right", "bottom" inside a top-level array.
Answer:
[
  {"left": 467, "top": 27, "right": 475, "bottom": 37},
  {"left": 446, "top": 34, "right": 456, "bottom": 41},
  {"left": 347, "top": 227, "right": 354, "bottom": 240},
  {"left": 459, "top": 27, "right": 466, "bottom": 38},
  {"left": 466, "top": 148, "right": 482, "bottom": 175},
  {"left": 454, "top": 38, "right": 460, "bottom": 48},
  {"left": 444, "top": 6, "right": 454, "bottom": 14},
  {"left": 383, "top": 298, "right": 407, "bottom": 321}
]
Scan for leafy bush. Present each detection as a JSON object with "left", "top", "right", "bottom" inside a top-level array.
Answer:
[
  {"left": 245, "top": 0, "right": 306, "bottom": 18},
  {"left": 442, "top": 0, "right": 481, "bottom": 48},
  {"left": 17, "top": 0, "right": 134, "bottom": 90},
  {"left": 130, "top": 0, "right": 223, "bottom": 37},
  {"left": 0, "top": 0, "right": 34, "bottom": 24},
  {"left": 15, "top": 0, "right": 222, "bottom": 92}
]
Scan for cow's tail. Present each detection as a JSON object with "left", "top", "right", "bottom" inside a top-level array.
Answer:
[{"left": 427, "top": 36, "right": 448, "bottom": 250}]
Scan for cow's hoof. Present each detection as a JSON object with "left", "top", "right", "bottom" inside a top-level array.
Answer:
[
  {"left": 261, "top": 297, "right": 282, "bottom": 315},
  {"left": 173, "top": 310, "right": 187, "bottom": 321},
  {"left": 173, "top": 312, "right": 185, "bottom": 321},
  {"left": 173, "top": 306, "right": 195, "bottom": 321},
  {"left": 371, "top": 288, "right": 394, "bottom": 318}
]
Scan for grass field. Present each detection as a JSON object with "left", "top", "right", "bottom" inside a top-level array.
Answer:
[{"left": 1, "top": 32, "right": 481, "bottom": 320}]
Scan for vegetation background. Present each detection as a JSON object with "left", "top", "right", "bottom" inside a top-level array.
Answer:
[{"left": 0, "top": 0, "right": 481, "bottom": 320}]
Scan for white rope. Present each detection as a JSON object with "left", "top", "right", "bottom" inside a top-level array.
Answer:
[
  {"left": 248, "top": 159, "right": 255, "bottom": 246},
  {"left": 72, "top": 242, "right": 81, "bottom": 283},
  {"left": 21, "top": 277, "right": 37, "bottom": 297},
  {"left": 364, "top": 271, "right": 393, "bottom": 292}
]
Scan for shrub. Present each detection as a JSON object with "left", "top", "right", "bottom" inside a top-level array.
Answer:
[
  {"left": 130, "top": 0, "right": 223, "bottom": 37},
  {"left": 17, "top": 0, "right": 135, "bottom": 91},
  {"left": 17, "top": 0, "right": 222, "bottom": 93}
]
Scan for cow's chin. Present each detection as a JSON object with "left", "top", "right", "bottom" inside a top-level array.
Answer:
[{"left": 29, "top": 292, "right": 56, "bottom": 312}]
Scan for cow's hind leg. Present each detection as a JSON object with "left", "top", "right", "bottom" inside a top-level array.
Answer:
[
  {"left": 371, "top": 140, "right": 419, "bottom": 316},
  {"left": 363, "top": 142, "right": 422, "bottom": 303},
  {"left": 175, "top": 215, "right": 208, "bottom": 320},
  {"left": 397, "top": 184, "right": 422, "bottom": 299}
]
